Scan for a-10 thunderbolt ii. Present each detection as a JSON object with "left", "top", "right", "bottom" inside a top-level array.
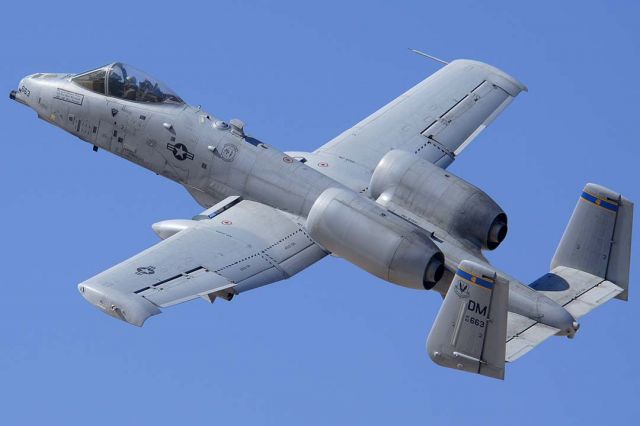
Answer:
[{"left": 10, "top": 58, "right": 633, "bottom": 379}]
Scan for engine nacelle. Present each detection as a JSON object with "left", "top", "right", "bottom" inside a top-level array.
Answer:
[
  {"left": 306, "top": 187, "right": 445, "bottom": 289},
  {"left": 370, "top": 150, "right": 508, "bottom": 250}
]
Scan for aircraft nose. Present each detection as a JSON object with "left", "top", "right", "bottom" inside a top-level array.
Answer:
[{"left": 10, "top": 76, "right": 35, "bottom": 106}]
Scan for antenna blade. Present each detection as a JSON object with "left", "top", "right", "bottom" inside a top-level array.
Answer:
[{"left": 408, "top": 48, "right": 449, "bottom": 65}]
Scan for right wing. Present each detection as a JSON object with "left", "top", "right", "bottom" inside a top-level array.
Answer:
[
  {"left": 311, "top": 59, "right": 526, "bottom": 190},
  {"left": 78, "top": 197, "right": 327, "bottom": 326}
]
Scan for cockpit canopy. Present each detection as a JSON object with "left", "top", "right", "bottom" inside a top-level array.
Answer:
[{"left": 71, "top": 63, "right": 184, "bottom": 104}]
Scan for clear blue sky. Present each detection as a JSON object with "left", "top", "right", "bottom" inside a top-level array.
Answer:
[{"left": 1, "top": 1, "right": 638, "bottom": 424}]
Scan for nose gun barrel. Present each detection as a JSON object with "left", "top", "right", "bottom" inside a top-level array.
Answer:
[{"left": 9, "top": 89, "right": 28, "bottom": 106}]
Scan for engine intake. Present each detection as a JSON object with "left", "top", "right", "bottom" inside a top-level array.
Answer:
[
  {"left": 306, "top": 187, "right": 444, "bottom": 290},
  {"left": 370, "top": 150, "right": 508, "bottom": 250}
]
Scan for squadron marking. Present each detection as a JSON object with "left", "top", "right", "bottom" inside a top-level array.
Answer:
[{"left": 220, "top": 143, "right": 238, "bottom": 162}]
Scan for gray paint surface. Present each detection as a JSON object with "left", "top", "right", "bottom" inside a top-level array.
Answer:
[{"left": 9, "top": 59, "right": 632, "bottom": 377}]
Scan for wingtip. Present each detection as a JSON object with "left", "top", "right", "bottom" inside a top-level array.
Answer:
[{"left": 78, "top": 282, "right": 161, "bottom": 327}]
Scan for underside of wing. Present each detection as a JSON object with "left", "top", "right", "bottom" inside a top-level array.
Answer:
[
  {"left": 78, "top": 198, "right": 327, "bottom": 326},
  {"left": 313, "top": 59, "right": 526, "bottom": 186}
]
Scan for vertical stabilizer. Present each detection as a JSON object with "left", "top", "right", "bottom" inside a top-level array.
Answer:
[
  {"left": 427, "top": 260, "right": 509, "bottom": 379},
  {"left": 551, "top": 183, "right": 633, "bottom": 300}
]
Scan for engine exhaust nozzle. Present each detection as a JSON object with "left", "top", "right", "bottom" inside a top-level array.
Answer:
[
  {"left": 424, "top": 253, "right": 445, "bottom": 289},
  {"left": 487, "top": 214, "right": 508, "bottom": 249}
]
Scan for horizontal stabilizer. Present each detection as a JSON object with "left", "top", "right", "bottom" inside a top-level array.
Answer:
[
  {"left": 506, "top": 268, "right": 624, "bottom": 361},
  {"left": 505, "top": 314, "right": 559, "bottom": 362}
]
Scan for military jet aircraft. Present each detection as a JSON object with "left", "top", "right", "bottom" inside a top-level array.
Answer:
[{"left": 10, "top": 59, "right": 633, "bottom": 379}]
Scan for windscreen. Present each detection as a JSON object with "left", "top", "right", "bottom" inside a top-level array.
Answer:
[{"left": 71, "top": 67, "right": 107, "bottom": 94}]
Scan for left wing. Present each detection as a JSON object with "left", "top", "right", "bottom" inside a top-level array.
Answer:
[{"left": 78, "top": 197, "right": 327, "bottom": 326}]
